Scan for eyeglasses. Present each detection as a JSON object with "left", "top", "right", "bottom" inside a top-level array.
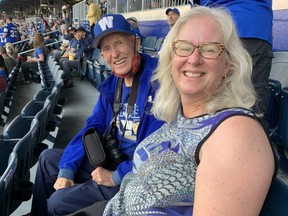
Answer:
[{"left": 172, "top": 40, "right": 226, "bottom": 59}]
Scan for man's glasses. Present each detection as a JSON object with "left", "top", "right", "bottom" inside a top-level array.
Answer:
[{"left": 172, "top": 40, "right": 226, "bottom": 59}]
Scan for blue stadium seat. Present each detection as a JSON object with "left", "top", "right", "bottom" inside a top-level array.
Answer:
[
  {"left": 21, "top": 99, "right": 51, "bottom": 150},
  {"left": 0, "top": 152, "right": 17, "bottom": 216},
  {"left": 0, "top": 89, "right": 8, "bottom": 126},
  {"left": 275, "top": 88, "right": 288, "bottom": 149},
  {"left": 269, "top": 51, "right": 288, "bottom": 88},
  {"left": 260, "top": 52, "right": 288, "bottom": 215},
  {"left": 3, "top": 115, "right": 33, "bottom": 140},
  {"left": 94, "top": 54, "right": 111, "bottom": 87},
  {"left": 265, "top": 79, "right": 282, "bottom": 136},
  {"left": 141, "top": 36, "right": 157, "bottom": 54},
  {"left": 87, "top": 49, "right": 101, "bottom": 86},
  {"left": 260, "top": 175, "right": 288, "bottom": 216},
  {"left": 11, "top": 119, "right": 38, "bottom": 204}
]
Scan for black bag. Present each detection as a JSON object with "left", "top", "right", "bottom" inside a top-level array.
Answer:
[{"left": 82, "top": 128, "right": 107, "bottom": 168}]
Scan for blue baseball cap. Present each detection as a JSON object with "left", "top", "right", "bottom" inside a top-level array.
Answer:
[
  {"left": 93, "top": 14, "right": 136, "bottom": 48},
  {"left": 165, "top": 7, "right": 180, "bottom": 16}
]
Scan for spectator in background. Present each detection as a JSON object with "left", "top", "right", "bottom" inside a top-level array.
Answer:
[
  {"left": 53, "top": 26, "right": 76, "bottom": 59},
  {"left": 0, "top": 20, "right": 6, "bottom": 47},
  {"left": 2, "top": 17, "right": 18, "bottom": 45},
  {"left": 60, "top": 27, "right": 90, "bottom": 88},
  {"left": 39, "top": 15, "right": 50, "bottom": 34},
  {"left": 85, "top": 0, "right": 102, "bottom": 39},
  {"left": 165, "top": 7, "right": 180, "bottom": 29},
  {"left": 99, "top": 0, "right": 107, "bottom": 16},
  {"left": 61, "top": 5, "right": 72, "bottom": 28},
  {"left": 0, "top": 55, "right": 8, "bottom": 92},
  {"left": 0, "top": 46, "right": 17, "bottom": 73},
  {"left": 127, "top": 17, "right": 143, "bottom": 42},
  {"left": 195, "top": 0, "right": 273, "bottom": 124},
  {"left": 20, "top": 34, "right": 47, "bottom": 84},
  {"left": 43, "top": 27, "right": 57, "bottom": 51},
  {"left": 5, "top": 43, "right": 17, "bottom": 60},
  {"left": 57, "top": 29, "right": 79, "bottom": 66}
]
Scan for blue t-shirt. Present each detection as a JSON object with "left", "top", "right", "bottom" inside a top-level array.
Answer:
[
  {"left": 69, "top": 38, "right": 79, "bottom": 50},
  {"left": 0, "top": 70, "right": 8, "bottom": 80},
  {"left": 199, "top": 0, "right": 273, "bottom": 45},
  {"left": 34, "top": 46, "right": 46, "bottom": 61},
  {"left": 0, "top": 27, "right": 5, "bottom": 47},
  {"left": 3, "top": 22, "right": 18, "bottom": 44}
]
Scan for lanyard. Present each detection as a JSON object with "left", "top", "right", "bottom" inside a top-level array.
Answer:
[{"left": 106, "top": 59, "right": 144, "bottom": 138}]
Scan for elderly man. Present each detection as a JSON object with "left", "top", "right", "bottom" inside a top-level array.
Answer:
[
  {"left": 165, "top": 7, "right": 180, "bottom": 29},
  {"left": 28, "top": 14, "right": 164, "bottom": 216}
]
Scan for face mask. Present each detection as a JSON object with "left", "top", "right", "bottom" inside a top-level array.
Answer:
[{"left": 112, "top": 54, "right": 141, "bottom": 79}]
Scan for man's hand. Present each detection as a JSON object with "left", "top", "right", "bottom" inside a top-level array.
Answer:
[
  {"left": 91, "top": 167, "right": 115, "bottom": 187},
  {"left": 54, "top": 177, "right": 75, "bottom": 190}
]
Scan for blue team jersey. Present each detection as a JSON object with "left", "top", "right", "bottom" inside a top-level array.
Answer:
[
  {"left": 0, "top": 27, "right": 5, "bottom": 47},
  {"left": 3, "top": 23, "right": 18, "bottom": 44}
]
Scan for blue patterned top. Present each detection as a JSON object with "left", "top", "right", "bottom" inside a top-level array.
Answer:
[{"left": 103, "top": 108, "right": 256, "bottom": 216}]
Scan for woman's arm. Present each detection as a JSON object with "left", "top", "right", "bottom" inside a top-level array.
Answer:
[{"left": 193, "top": 116, "right": 275, "bottom": 216}]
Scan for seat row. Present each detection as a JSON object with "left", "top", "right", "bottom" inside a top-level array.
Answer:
[
  {"left": 140, "top": 36, "right": 165, "bottom": 56},
  {"left": 86, "top": 48, "right": 112, "bottom": 88},
  {"left": 0, "top": 60, "right": 21, "bottom": 127},
  {"left": 0, "top": 54, "right": 65, "bottom": 216}
]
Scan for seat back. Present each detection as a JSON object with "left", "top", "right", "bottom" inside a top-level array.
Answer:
[
  {"left": 3, "top": 115, "right": 32, "bottom": 140},
  {"left": 12, "top": 118, "right": 38, "bottom": 180},
  {"left": 142, "top": 36, "right": 157, "bottom": 53},
  {"left": 269, "top": 51, "right": 288, "bottom": 88},
  {"left": 21, "top": 100, "right": 44, "bottom": 118},
  {"left": 0, "top": 152, "right": 17, "bottom": 216},
  {"left": 33, "top": 99, "right": 51, "bottom": 143},
  {"left": 0, "top": 90, "right": 7, "bottom": 126},
  {"left": 277, "top": 88, "right": 288, "bottom": 149},
  {"left": 260, "top": 174, "right": 288, "bottom": 216},
  {"left": 154, "top": 37, "right": 164, "bottom": 53},
  {"left": 265, "top": 79, "right": 282, "bottom": 134}
]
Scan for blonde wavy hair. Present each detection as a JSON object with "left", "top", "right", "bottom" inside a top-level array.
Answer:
[{"left": 151, "top": 6, "right": 256, "bottom": 123}]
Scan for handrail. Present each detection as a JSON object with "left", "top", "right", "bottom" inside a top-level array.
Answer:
[
  {"left": 12, "top": 30, "right": 60, "bottom": 46},
  {"left": 18, "top": 40, "right": 62, "bottom": 56}
]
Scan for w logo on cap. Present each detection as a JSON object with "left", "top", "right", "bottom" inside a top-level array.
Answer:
[
  {"left": 98, "top": 16, "right": 114, "bottom": 31},
  {"left": 93, "top": 14, "right": 136, "bottom": 48}
]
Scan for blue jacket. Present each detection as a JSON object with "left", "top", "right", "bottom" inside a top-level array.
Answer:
[
  {"left": 58, "top": 54, "right": 164, "bottom": 185},
  {"left": 198, "top": 0, "right": 273, "bottom": 45}
]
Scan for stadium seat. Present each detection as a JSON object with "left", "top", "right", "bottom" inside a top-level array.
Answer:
[
  {"left": 0, "top": 152, "right": 17, "bottom": 216},
  {"left": 269, "top": 51, "right": 288, "bottom": 88},
  {"left": 260, "top": 174, "right": 288, "bottom": 216},
  {"left": 0, "top": 89, "right": 8, "bottom": 126},
  {"left": 265, "top": 79, "right": 282, "bottom": 136},
  {"left": 94, "top": 54, "right": 111, "bottom": 87},
  {"left": 148, "top": 37, "right": 165, "bottom": 56},
  {"left": 141, "top": 36, "right": 157, "bottom": 54},
  {"left": 21, "top": 99, "right": 51, "bottom": 149},
  {"left": 87, "top": 48, "right": 101, "bottom": 86},
  {"left": 275, "top": 88, "right": 288, "bottom": 149},
  {"left": 3, "top": 115, "right": 33, "bottom": 140},
  {"left": 11, "top": 119, "right": 38, "bottom": 204},
  {"left": 260, "top": 52, "right": 288, "bottom": 216}
]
